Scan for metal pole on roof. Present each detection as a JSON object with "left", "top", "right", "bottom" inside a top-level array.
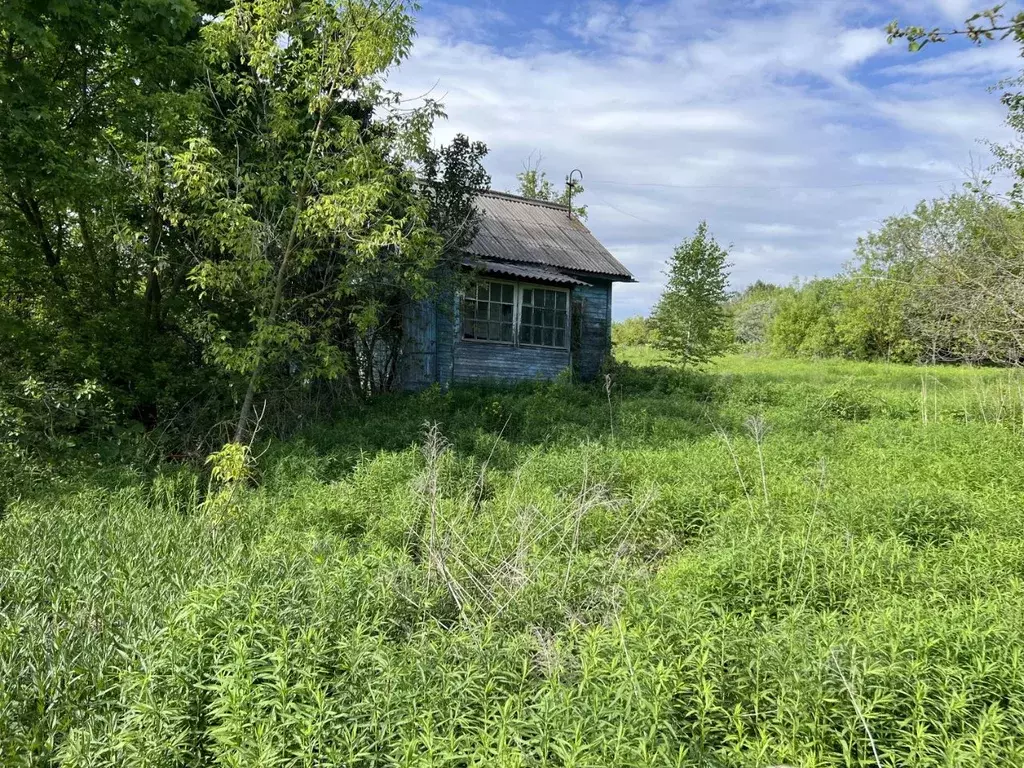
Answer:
[{"left": 566, "top": 169, "right": 583, "bottom": 220}]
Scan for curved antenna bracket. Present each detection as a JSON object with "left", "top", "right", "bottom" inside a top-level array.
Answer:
[{"left": 566, "top": 169, "right": 584, "bottom": 219}]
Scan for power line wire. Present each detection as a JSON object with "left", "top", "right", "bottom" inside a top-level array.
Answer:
[
  {"left": 588, "top": 194, "right": 662, "bottom": 224},
  {"left": 586, "top": 176, "right": 1008, "bottom": 191}
]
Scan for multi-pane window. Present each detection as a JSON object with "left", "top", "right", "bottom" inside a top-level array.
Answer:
[
  {"left": 519, "top": 287, "right": 568, "bottom": 348},
  {"left": 461, "top": 281, "right": 515, "bottom": 343},
  {"left": 462, "top": 280, "right": 569, "bottom": 349}
]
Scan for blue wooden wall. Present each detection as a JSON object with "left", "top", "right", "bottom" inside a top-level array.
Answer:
[
  {"left": 400, "top": 279, "right": 613, "bottom": 389},
  {"left": 399, "top": 299, "right": 437, "bottom": 390},
  {"left": 454, "top": 340, "right": 569, "bottom": 383},
  {"left": 573, "top": 279, "right": 612, "bottom": 382}
]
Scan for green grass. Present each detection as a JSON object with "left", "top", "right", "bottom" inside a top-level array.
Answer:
[{"left": 3, "top": 350, "right": 1024, "bottom": 766}]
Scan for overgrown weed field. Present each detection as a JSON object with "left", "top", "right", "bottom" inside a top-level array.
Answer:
[{"left": 4, "top": 351, "right": 1024, "bottom": 766}]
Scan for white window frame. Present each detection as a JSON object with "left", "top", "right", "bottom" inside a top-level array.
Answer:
[
  {"left": 460, "top": 278, "right": 517, "bottom": 345},
  {"left": 461, "top": 279, "right": 571, "bottom": 351}
]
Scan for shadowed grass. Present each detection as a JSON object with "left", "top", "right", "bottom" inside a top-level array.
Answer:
[{"left": 3, "top": 350, "right": 1024, "bottom": 766}]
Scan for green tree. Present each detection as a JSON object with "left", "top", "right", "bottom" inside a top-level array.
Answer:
[
  {"left": 173, "top": 0, "right": 448, "bottom": 442},
  {"left": 612, "top": 316, "right": 655, "bottom": 347},
  {"left": 887, "top": 6, "right": 1024, "bottom": 202},
  {"left": 421, "top": 134, "right": 491, "bottom": 262},
  {"left": 728, "top": 281, "right": 784, "bottom": 346},
  {"left": 768, "top": 280, "right": 840, "bottom": 358},
  {"left": 0, "top": 0, "right": 219, "bottom": 438},
  {"left": 760, "top": 193, "right": 1024, "bottom": 366},
  {"left": 513, "top": 154, "right": 587, "bottom": 219},
  {"left": 650, "top": 222, "right": 732, "bottom": 369}
]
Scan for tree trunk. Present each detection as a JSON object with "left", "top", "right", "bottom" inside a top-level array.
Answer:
[
  {"left": 15, "top": 192, "right": 65, "bottom": 289},
  {"left": 232, "top": 113, "right": 324, "bottom": 443}
]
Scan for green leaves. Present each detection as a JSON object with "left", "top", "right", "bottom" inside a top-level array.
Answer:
[
  {"left": 8, "top": 357, "right": 1024, "bottom": 764},
  {"left": 650, "top": 221, "right": 732, "bottom": 369},
  {"left": 763, "top": 192, "right": 1024, "bottom": 367},
  {"left": 1, "top": 0, "right": 489, "bottom": 445},
  {"left": 887, "top": 4, "right": 1024, "bottom": 51},
  {"left": 513, "top": 156, "right": 588, "bottom": 220}
]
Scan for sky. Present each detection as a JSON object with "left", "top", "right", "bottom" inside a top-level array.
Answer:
[{"left": 388, "top": 0, "right": 1023, "bottom": 319}]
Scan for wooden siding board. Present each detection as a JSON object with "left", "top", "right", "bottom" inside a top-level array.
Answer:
[
  {"left": 453, "top": 341, "right": 569, "bottom": 383},
  {"left": 574, "top": 280, "right": 612, "bottom": 382},
  {"left": 399, "top": 278, "right": 611, "bottom": 389},
  {"left": 436, "top": 290, "right": 457, "bottom": 389},
  {"left": 399, "top": 299, "right": 437, "bottom": 391}
]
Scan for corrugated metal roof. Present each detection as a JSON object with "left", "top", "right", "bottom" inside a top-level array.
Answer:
[
  {"left": 463, "top": 258, "right": 592, "bottom": 286},
  {"left": 465, "top": 191, "right": 635, "bottom": 281}
]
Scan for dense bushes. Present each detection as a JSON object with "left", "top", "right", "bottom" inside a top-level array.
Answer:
[
  {"left": 719, "top": 192, "right": 1024, "bottom": 366},
  {"left": 4, "top": 355, "right": 1024, "bottom": 765},
  {"left": 0, "top": 1, "right": 488, "bottom": 459},
  {"left": 611, "top": 315, "right": 655, "bottom": 347}
]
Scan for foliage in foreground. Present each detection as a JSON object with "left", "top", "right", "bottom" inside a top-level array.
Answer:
[
  {"left": 0, "top": 0, "right": 488, "bottom": 454},
  {"left": 4, "top": 354, "right": 1024, "bottom": 765}
]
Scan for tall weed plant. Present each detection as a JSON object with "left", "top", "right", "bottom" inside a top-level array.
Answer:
[{"left": 3, "top": 353, "right": 1024, "bottom": 765}]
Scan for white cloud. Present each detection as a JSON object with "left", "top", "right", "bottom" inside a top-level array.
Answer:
[
  {"left": 881, "top": 43, "right": 1021, "bottom": 77},
  {"left": 931, "top": 0, "right": 978, "bottom": 20},
  {"left": 394, "top": 0, "right": 1015, "bottom": 318}
]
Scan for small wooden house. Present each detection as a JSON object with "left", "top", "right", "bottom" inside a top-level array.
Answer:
[{"left": 400, "top": 190, "right": 634, "bottom": 389}]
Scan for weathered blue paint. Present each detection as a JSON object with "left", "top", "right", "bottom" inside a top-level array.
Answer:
[
  {"left": 454, "top": 340, "right": 570, "bottom": 384},
  {"left": 399, "top": 278, "right": 613, "bottom": 389},
  {"left": 399, "top": 299, "right": 437, "bottom": 391},
  {"left": 573, "top": 279, "right": 612, "bottom": 382}
]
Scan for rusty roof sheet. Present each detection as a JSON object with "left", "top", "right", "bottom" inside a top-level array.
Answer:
[
  {"left": 465, "top": 191, "right": 634, "bottom": 281},
  {"left": 463, "top": 258, "right": 592, "bottom": 286}
]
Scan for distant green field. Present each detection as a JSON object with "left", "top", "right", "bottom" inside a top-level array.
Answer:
[{"left": 4, "top": 350, "right": 1024, "bottom": 766}]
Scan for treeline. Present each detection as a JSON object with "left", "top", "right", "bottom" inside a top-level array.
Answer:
[
  {"left": 735, "top": 191, "right": 1024, "bottom": 365},
  {"left": 0, "top": 1, "right": 487, "bottom": 460},
  {"left": 617, "top": 190, "right": 1024, "bottom": 367}
]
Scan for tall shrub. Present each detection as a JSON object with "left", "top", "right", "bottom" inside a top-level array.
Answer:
[{"left": 650, "top": 222, "right": 732, "bottom": 369}]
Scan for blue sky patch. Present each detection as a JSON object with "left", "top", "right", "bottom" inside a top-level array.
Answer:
[{"left": 394, "top": 0, "right": 1021, "bottom": 317}]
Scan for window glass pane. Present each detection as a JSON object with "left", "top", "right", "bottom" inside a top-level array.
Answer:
[
  {"left": 501, "top": 304, "right": 513, "bottom": 322},
  {"left": 489, "top": 303, "right": 500, "bottom": 322},
  {"left": 555, "top": 329, "right": 565, "bottom": 348},
  {"left": 522, "top": 288, "right": 532, "bottom": 305},
  {"left": 556, "top": 292, "right": 567, "bottom": 310},
  {"left": 489, "top": 283, "right": 500, "bottom": 301},
  {"left": 533, "top": 327, "right": 542, "bottom": 345},
  {"left": 548, "top": 291, "right": 557, "bottom": 308},
  {"left": 519, "top": 324, "right": 528, "bottom": 344},
  {"left": 476, "top": 284, "right": 487, "bottom": 301},
  {"left": 544, "top": 309, "right": 554, "bottom": 328},
  {"left": 501, "top": 323, "right": 513, "bottom": 342},
  {"left": 503, "top": 284, "right": 514, "bottom": 303},
  {"left": 544, "top": 328, "right": 554, "bottom": 347}
]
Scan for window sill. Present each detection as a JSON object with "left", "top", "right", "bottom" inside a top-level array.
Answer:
[
  {"left": 519, "top": 343, "right": 569, "bottom": 351},
  {"left": 461, "top": 337, "right": 515, "bottom": 346},
  {"left": 460, "top": 337, "right": 569, "bottom": 352}
]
